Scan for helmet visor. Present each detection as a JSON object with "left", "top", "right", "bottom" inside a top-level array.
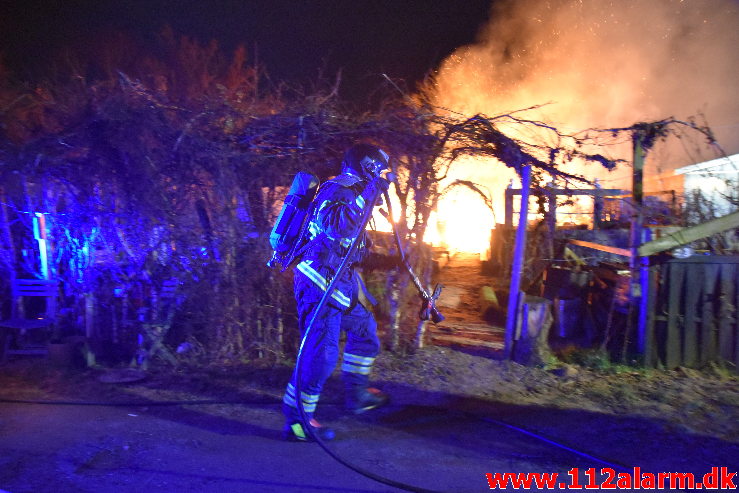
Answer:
[{"left": 361, "top": 149, "right": 389, "bottom": 178}]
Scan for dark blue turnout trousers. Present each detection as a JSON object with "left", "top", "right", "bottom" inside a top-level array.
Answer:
[{"left": 282, "top": 273, "right": 380, "bottom": 423}]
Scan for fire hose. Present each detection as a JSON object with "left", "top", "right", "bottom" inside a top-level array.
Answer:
[{"left": 293, "top": 177, "right": 447, "bottom": 493}]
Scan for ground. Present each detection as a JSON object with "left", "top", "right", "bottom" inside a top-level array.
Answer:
[{"left": 1, "top": 254, "right": 738, "bottom": 492}]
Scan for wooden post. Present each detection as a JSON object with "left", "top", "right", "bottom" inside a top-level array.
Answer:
[
  {"left": 504, "top": 186, "right": 514, "bottom": 228},
  {"left": 505, "top": 165, "right": 531, "bottom": 359},
  {"left": 593, "top": 181, "right": 604, "bottom": 229},
  {"left": 545, "top": 187, "right": 556, "bottom": 236},
  {"left": 630, "top": 130, "right": 650, "bottom": 362},
  {"left": 545, "top": 187, "right": 556, "bottom": 259}
]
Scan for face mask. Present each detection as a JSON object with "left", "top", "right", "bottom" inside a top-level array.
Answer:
[{"left": 360, "top": 149, "right": 389, "bottom": 179}]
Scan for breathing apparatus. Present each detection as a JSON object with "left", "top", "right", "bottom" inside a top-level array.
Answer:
[
  {"left": 267, "top": 171, "right": 320, "bottom": 271},
  {"left": 267, "top": 144, "right": 390, "bottom": 272}
]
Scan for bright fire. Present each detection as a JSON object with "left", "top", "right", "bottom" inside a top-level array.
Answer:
[
  {"left": 426, "top": 187, "right": 496, "bottom": 255},
  {"left": 370, "top": 159, "right": 503, "bottom": 255},
  {"left": 427, "top": 155, "right": 515, "bottom": 255},
  {"left": 420, "top": 0, "right": 739, "bottom": 246}
]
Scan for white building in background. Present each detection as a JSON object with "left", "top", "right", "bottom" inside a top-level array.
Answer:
[{"left": 675, "top": 153, "right": 739, "bottom": 223}]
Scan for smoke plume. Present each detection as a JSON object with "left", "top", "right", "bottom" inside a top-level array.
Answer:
[{"left": 429, "top": 0, "right": 739, "bottom": 184}]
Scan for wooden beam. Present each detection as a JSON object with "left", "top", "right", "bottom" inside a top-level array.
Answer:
[
  {"left": 506, "top": 188, "right": 626, "bottom": 197},
  {"left": 638, "top": 210, "right": 739, "bottom": 257},
  {"left": 568, "top": 239, "right": 631, "bottom": 257},
  {"left": 431, "top": 334, "right": 504, "bottom": 350},
  {"left": 563, "top": 246, "right": 586, "bottom": 266}
]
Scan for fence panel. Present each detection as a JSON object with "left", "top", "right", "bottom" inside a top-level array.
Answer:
[{"left": 656, "top": 256, "right": 739, "bottom": 370}]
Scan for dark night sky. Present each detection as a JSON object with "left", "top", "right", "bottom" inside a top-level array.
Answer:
[{"left": 1, "top": 0, "right": 494, "bottom": 106}]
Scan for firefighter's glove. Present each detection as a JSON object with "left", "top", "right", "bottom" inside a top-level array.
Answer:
[
  {"left": 361, "top": 177, "right": 390, "bottom": 207},
  {"left": 371, "top": 176, "right": 391, "bottom": 194}
]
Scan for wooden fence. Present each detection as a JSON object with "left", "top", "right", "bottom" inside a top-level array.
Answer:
[
  {"left": 489, "top": 204, "right": 738, "bottom": 370},
  {"left": 645, "top": 256, "right": 738, "bottom": 370}
]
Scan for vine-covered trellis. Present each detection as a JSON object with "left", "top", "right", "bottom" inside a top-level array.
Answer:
[{"left": 0, "top": 31, "right": 625, "bottom": 364}]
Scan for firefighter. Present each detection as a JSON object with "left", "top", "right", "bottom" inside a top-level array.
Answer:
[{"left": 282, "top": 143, "right": 394, "bottom": 442}]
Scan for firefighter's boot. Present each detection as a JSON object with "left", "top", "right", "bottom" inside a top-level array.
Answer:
[
  {"left": 347, "top": 387, "right": 389, "bottom": 415},
  {"left": 283, "top": 418, "right": 336, "bottom": 442}
]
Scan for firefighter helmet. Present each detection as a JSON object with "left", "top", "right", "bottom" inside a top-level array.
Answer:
[{"left": 341, "top": 144, "right": 389, "bottom": 180}]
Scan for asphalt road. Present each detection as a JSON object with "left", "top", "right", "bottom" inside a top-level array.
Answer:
[
  {"left": 0, "top": 395, "right": 630, "bottom": 493},
  {"left": 2, "top": 387, "right": 737, "bottom": 493}
]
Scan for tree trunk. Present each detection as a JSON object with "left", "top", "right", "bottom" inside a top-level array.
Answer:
[
  {"left": 386, "top": 273, "right": 402, "bottom": 351},
  {"left": 511, "top": 295, "right": 554, "bottom": 366}
]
